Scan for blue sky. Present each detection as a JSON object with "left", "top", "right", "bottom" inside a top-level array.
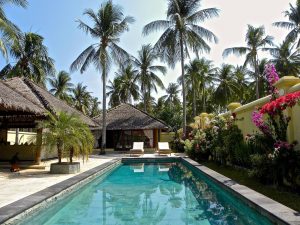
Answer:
[{"left": 3, "top": 0, "right": 294, "bottom": 103}]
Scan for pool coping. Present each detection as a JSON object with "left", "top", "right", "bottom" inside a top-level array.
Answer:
[
  {"left": 0, "top": 156, "right": 299, "bottom": 225},
  {"left": 0, "top": 158, "right": 121, "bottom": 225},
  {"left": 181, "top": 157, "right": 300, "bottom": 225}
]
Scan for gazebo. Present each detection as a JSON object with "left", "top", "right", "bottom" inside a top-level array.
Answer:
[{"left": 93, "top": 104, "right": 169, "bottom": 150}]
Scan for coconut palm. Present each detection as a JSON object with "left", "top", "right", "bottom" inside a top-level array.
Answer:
[
  {"left": 214, "top": 64, "right": 240, "bottom": 107},
  {"left": 89, "top": 97, "right": 101, "bottom": 117},
  {"left": 106, "top": 78, "right": 122, "bottom": 108},
  {"left": 162, "top": 83, "right": 181, "bottom": 108},
  {"left": 49, "top": 71, "right": 73, "bottom": 102},
  {"left": 72, "top": 83, "right": 91, "bottom": 115},
  {"left": 269, "top": 39, "right": 300, "bottom": 77},
  {"left": 133, "top": 44, "right": 166, "bottom": 112},
  {"left": 232, "top": 65, "right": 251, "bottom": 103},
  {"left": 70, "top": 1, "right": 134, "bottom": 153},
  {"left": 114, "top": 64, "right": 139, "bottom": 104},
  {"left": 143, "top": 0, "right": 219, "bottom": 136},
  {"left": 223, "top": 25, "right": 274, "bottom": 99},
  {"left": 184, "top": 58, "right": 215, "bottom": 116},
  {"left": 41, "top": 112, "right": 94, "bottom": 164},
  {"left": 0, "top": 0, "right": 27, "bottom": 60},
  {"left": 6, "top": 32, "right": 55, "bottom": 86},
  {"left": 273, "top": 0, "right": 300, "bottom": 47}
]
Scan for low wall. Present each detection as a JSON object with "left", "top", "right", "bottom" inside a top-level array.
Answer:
[{"left": 220, "top": 76, "right": 300, "bottom": 150}]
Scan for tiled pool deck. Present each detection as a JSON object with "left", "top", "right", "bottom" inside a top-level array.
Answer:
[{"left": 0, "top": 154, "right": 299, "bottom": 225}]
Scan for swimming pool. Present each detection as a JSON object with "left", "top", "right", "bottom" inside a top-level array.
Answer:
[{"left": 19, "top": 160, "right": 274, "bottom": 225}]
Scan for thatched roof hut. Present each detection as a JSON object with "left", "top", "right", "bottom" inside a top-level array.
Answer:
[
  {"left": 93, "top": 103, "right": 169, "bottom": 130},
  {"left": 3, "top": 77, "right": 98, "bottom": 127},
  {"left": 0, "top": 81, "right": 45, "bottom": 116}
]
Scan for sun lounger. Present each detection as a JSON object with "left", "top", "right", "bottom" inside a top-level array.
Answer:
[
  {"left": 130, "top": 142, "right": 144, "bottom": 156},
  {"left": 157, "top": 142, "right": 172, "bottom": 156}
]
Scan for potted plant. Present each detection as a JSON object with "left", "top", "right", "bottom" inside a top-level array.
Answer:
[{"left": 41, "top": 112, "right": 94, "bottom": 174}]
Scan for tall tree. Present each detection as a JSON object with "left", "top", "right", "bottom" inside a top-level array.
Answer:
[
  {"left": 162, "top": 82, "right": 181, "bottom": 108},
  {"left": 106, "top": 78, "right": 122, "bottom": 108},
  {"left": 0, "top": 0, "right": 27, "bottom": 60},
  {"left": 72, "top": 83, "right": 91, "bottom": 115},
  {"left": 70, "top": 1, "right": 134, "bottom": 153},
  {"left": 5, "top": 32, "right": 55, "bottom": 86},
  {"left": 49, "top": 71, "right": 73, "bottom": 102},
  {"left": 273, "top": 0, "right": 300, "bottom": 47},
  {"left": 143, "top": 0, "right": 219, "bottom": 136},
  {"left": 114, "top": 64, "right": 139, "bottom": 104},
  {"left": 89, "top": 97, "right": 101, "bottom": 117},
  {"left": 269, "top": 39, "right": 300, "bottom": 77},
  {"left": 223, "top": 25, "right": 273, "bottom": 99},
  {"left": 214, "top": 64, "right": 239, "bottom": 108},
  {"left": 133, "top": 44, "right": 166, "bottom": 112}
]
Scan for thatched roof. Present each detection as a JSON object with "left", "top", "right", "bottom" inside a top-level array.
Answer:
[
  {"left": 3, "top": 77, "right": 98, "bottom": 127},
  {"left": 94, "top": 103, "right": 169, "bottom": 130},
  {"left": 0, "top": 81, "right": 45, "bottom": 116}
]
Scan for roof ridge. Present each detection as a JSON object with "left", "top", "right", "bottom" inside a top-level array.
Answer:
[{"left": 1, "top": 79, "right": 46, "bottom": 113}]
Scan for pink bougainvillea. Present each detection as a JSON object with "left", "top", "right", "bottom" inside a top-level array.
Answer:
[
  {"left": 264, "top": 64, "right": 279, "bottom": 95},
  {"left": 251, "top": 111, "right": 271, "bottom": 136}
]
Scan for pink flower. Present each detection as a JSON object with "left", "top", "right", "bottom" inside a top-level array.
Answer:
[
  {"left": 251, "top": 111, "right": 272, "bottom": 136},
  {"left": 264, "top": 64, "right": 279, "bottom": 95}
]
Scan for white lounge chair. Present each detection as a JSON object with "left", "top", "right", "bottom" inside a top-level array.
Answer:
[
  {"left": 157, "top": 142, "right": 172, "bottom": 156},
  {"left": 130, "top": 142, "right": 144, "bottom": 156}
]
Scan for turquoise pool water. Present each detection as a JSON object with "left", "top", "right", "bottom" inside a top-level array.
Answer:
[{"left": 20, "top": 162, "right": 273, "bottom": 225}]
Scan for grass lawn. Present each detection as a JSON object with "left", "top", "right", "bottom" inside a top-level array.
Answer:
[{"left": 202, "top": 161, "right": 300, "bottom": 212}]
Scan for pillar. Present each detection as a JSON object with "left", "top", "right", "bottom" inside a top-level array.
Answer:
[
  {"left": 153, "top": 129, "right": 158, "bottom": 149},
  {"left": 35, "top": 128, "right": 43, "bottom": 164}
]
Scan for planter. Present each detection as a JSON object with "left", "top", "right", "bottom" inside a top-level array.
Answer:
[{"left": 50, "top": 162, "right": 80, "bottom": 174}]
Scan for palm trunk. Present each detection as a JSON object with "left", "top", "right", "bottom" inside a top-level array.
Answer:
[
  {"left": 101, "top": 67, "right": 107, "bottom": 155},
  {"left": 57, "top": 140, "right": 62, "bottom": 164},
  {"left": 70, "top": 147, "right": 74, "bottom": 163},
  {"left": 202, "top": 87, "right": 206, "bottom": 112},
  {"left": 143, "top": 85, "right": 147, "bottom": 112},
  {"left": 180, "top": 32, "right": 187, "bottom": 138},
  {"left": 254, "top": 56, "right": 260, "bottom": 99},
  {"left": 192, "top": 86, "right": 196, "bottom": 117}
]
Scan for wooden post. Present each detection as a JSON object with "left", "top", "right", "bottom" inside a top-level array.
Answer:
[
  {"left": 153, "top": 129, "right": 158, "bottom": 148},
  {"left": 35, "top": 128, "right": 43, "bottom": 165}
]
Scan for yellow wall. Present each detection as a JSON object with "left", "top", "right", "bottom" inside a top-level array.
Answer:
[
  {"left": 160, "top": 132, "right": 175, "bottom": 142},
  {"left": 221, "top": 76, "right": 300, "bottom": 150}
]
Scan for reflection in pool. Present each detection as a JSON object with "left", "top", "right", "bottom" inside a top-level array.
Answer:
[{"left": 20, "top": 162, "right": 273, "bottom": 225}]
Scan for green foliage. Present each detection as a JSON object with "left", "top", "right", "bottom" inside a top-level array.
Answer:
[{"left": 41, "top": 112, "right": 94, "bottom": 164}]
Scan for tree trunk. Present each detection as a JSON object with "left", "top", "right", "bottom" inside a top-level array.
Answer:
[
  {"left": 15, "top": 128, "right": 19, "bottom": 145},
  {"left": 101, "top": 67, "right": 107, "bottom": 155},
  {"left": 255, "top": 55, "right": 260, "bottom": 99},
  {"left": 57, "top": 141, "right": 62, "bottom": 164},
  {"left": 202, "top": 87, "right": 206, "bottom": 112},
  {"left": 180, "top": 33, "right": 187, "bottom": 138},
  {"left": 192, "top": 86, "right": 196, "bottom": 117},
  {"left": 143, "top": 85, "right": 147, "bottom": 112},
  {"left": 70, "top": 147, "right": 74, "bottom": 163}
]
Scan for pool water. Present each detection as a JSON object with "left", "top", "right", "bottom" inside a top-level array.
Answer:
[{"left": 20, "top": 162, "right": 273, "bottom": 225}]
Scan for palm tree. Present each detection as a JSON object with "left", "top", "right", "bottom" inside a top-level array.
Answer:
[
  {"left": 106, "top": 78, "right": 122, "bottom": 107},
  {"left": 232, "top": 65, "right": 250, "bottom": 103},
  {"left": 114, "top": 64, "right": 139, "bottom": 104},
  {"left": 49, "top": 71, "right": 73, "bottom": 102},
  {"left": 143, "top": 0, "right": 219, "bottom": 136},
  {"left": 184, "top": 58, "right": 215, "bottom": 116},
  {"left": 162, "top": 83, "right": 181, "bottom": 108},
  {"left": 133, "top": 44, "right": 166, "bottom": 112},
  {"left": 72, "top": 83, "right": 91, "bottom": 115},
  {"left": 41, "top": 112, "right": 94, "bottom": 164},
  {"left": 223, "top": 25, "right": 274, "bottom": 99},
  {"left": 6, "top": 32, "right": 55, "bottom": 86},
  {"left": 214, "top": 64, "right": 239, "bottom": 108},
  {"left": 70, "top": 1, "right": 134, "bottom": 153},
  {"left": 0, "top": 0, "right": 27, "bottom": 60},
  {"left": 273, "top": 0, "right": 300, "bottom": 47},
  {"left": 269, "top": 39, "right": 300, "bottom": 77},
  {"left": 89, "top": 97, "right": 101, "bottom": 117}
]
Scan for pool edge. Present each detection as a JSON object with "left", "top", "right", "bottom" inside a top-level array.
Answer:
[
  {"left": 0, "top": 158, "right": 122, "bottom": 225},
  {"left": 181, "top": 157, "right": 300, "bottom": 225}
]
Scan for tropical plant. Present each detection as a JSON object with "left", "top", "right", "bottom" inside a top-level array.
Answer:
[
  {"left": 214, "top": 64, "right": 239, "bottom": 108},
  {"left": 49, "top": 71, "right": 73, "bottom": 102},
  {"left": 133, "top": 44, "right": 166, "bottom": 112},
  {"left": 143, "top": 0, "right": 219, "bottom": 136},
  {"left": 0, "top": 0, "right": 27, "bottom": 60},
  {"left": 106, "top": 78, "right": 122, "bottom": 108},
  {"left": 89, "top": 97, "right": 101, "bottom": 117},
  {"left": 41, "top": 112, "right": 94, "bottom": 164},
  {"left": 273, "top": 0, "right": 300, "bottom": 47},
  {"left": 70, "top": 1, "right": 134, "bottom": 153},
  {"left": 232, "top": 65, "right": 251, "bottom": 103},
  {"left": 72, "top": 83, "right": 91, "bottom": 115},
  {"left": 5, "top": 32, "right": 55, "bottom": 86},
  {"left": 114, "top": 64, "right": 139, "bottom": 104},
  {"left": 161, "top": 82, "right": 181, "bottom": 108},
  {"left": 269, "top": 39, "right": 300, "bottom": 77},
  {"left": 223, "top": 25, "right": 274, "bottom": 99}
]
